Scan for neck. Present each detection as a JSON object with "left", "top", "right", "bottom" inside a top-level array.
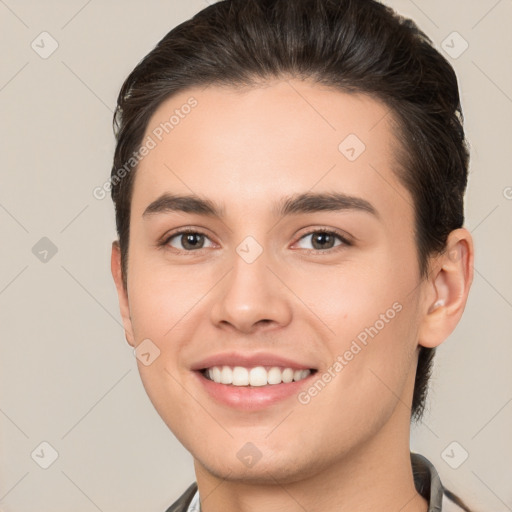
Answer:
[{"left": 193, "top": 405, "right": 428, "bottom": 512}]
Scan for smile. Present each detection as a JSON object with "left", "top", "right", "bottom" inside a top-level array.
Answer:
[{"left": 202, "top": 365, "right": 315, "bottom": 387}]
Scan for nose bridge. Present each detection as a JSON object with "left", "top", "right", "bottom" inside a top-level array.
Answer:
[{"left": 209, "top": 238, "right": 292, "bottom": 333}]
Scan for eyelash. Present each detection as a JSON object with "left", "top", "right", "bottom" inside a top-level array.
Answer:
[{"left": 159, "top": 227, "right": 352, "bottom": 254}]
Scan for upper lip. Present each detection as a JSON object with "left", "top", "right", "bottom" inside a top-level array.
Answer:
[{"left": 190, "top": 351, "right": 317, "bottom": 371}]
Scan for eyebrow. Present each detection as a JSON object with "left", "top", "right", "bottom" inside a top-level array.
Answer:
[{"left": 142, "top": 192, "right": 379, "bottom": 219}]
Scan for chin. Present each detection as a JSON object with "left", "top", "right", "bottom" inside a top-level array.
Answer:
[{"left": 194, "top": 447, "right": 326, "bottom": 486}]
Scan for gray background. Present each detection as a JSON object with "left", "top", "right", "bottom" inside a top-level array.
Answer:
[{"left": 1, "top": 0, "right": 511, "bottom": 510}]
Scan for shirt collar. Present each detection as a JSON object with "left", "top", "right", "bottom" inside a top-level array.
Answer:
[{"left": 411, "top": 452, "right": 445, "bottom": 511}]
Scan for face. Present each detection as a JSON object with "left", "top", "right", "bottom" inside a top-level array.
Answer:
[{"left": 114, "top": 80, "right": 431, "bottom": 484}]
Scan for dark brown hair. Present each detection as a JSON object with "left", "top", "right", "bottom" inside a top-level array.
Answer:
[{"left": 111, "top": 0, "right": 469, "bottom": 447}]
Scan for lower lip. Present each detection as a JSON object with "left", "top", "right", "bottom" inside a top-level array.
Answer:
[{"left": 193, "top": 370, "right": 316, "bottom": 411}]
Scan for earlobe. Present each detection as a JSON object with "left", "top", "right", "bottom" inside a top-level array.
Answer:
[
  {"left": 111, "top": 241, "right": 136, "bottom": 347},
  {"left": 418, "top": 228, "right": 474, "bottom": 348}
]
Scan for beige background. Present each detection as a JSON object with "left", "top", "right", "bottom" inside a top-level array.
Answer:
[{"left": 1, "top": 0, "right": 511, "bottom": 510}]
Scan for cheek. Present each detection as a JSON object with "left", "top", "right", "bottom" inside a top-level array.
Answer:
[
  {"left": 125, "top": 265, "right": 203, "bottom": 432},
  {"left": 285, "top": 245, "right": 415, "bottom": 336},
  {"left": 296, "top": 300, "right": 419, "bottom": 449},
  {"left": 126, "top": 254, "right": 214, "bottom": 342},
  {"left": 125, "top": 258, "right": 218, "bottom": 409},
  {"left": 289, "top": 247, "right": 420, "bottom": 401}
]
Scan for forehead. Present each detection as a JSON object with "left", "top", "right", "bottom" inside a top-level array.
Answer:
[{"left": 132, "top": 79, "right": 413, "bottom": 226}]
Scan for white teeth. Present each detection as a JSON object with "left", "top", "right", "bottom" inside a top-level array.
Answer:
[
  {"left": 267, "top": 367, "right": 282, "bottom": 385},
  {"left": 282, "top": 368, "right": 294, "bottom": 383},
  {"left": 232, "top": 366, "right": 249, "bottom": 386},
  {"left": 204, "top": 365, "right": 312, "bottom": 386},
  {"left": 212, "top": 366, "right": 222, "bottom": 383},
  {"left": 220, "top": 366, "right": 233, "bottom": 384},
  {"left": 249, "top": 366, "right": 268, "bottom": 387}
]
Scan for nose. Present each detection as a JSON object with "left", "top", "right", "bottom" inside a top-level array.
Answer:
[{"left": 209, "top": 249, "right": 293, "bottom": 335}]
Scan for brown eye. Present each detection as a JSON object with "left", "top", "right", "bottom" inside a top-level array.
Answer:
[
  {"left": 166, "top": 231, "right": 213, "bottom": 251},
  {"left": 295, "top": 231, "right": 347, "bottom": 251}
]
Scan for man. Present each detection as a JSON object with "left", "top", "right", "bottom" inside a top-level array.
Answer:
[{"left": 110, "top": 1, "right": 475, "bottom": 510}]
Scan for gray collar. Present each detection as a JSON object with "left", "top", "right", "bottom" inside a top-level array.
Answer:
[{"left": 411, "top": 452, "right": 444, "bottom": 511}]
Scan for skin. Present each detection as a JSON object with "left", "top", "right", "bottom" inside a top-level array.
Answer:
[{"left": 111, "top": 79, "right": 474, "bottom": 512}]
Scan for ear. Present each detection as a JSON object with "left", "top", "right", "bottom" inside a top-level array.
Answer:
[
  {"left": 111, "top": 240, "right": 136, "bottom": 347},
  {"left": 418, "top": 228, "right": 474, "bottom": 348}
]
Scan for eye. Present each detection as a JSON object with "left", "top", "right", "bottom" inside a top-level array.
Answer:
[
  {"left": 295, "top": 230, "right": 349, "bottom": 251},
  {"left": 164, "top": 230, "right": 215, "bottom": 251}
]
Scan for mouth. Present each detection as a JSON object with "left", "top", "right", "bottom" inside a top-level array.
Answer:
[
  {"left": 190, "top": 352, "right": 320, "bottom": 409},
  {"left": 199, "top": 365, "right": 318, "bottom": 387}
]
